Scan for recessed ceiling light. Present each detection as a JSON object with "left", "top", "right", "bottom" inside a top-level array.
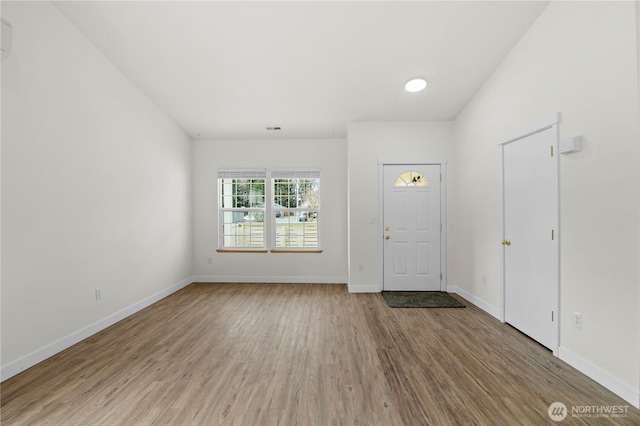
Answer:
[{"left": 404, "top": 78, "right": 427, "bottom": 93}]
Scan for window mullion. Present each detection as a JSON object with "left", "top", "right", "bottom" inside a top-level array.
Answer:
[{"left": 266, "top": 172, "right": 273, "bottom": 250}]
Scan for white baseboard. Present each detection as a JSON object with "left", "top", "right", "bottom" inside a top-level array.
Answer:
[
  {"left": 558, "top": 347, "right": 640, "bottom": 409},
  {"left": 447, "top": 285, "right": 502, "bottom": 320},
  {"left": 193, "top": 275, "right": 347, "bottom": 284},
  {"left": 348, "top": 284, "right": 382, "bottom": 293},
  {"left": 1, "top": 276, "right": 194, "bottom": 382},
  {"left": 6, "top": 277, "right": 637, "bottom": 410},
  {"left": 447, "top": 285, "right": 640, "bottom": 409}
]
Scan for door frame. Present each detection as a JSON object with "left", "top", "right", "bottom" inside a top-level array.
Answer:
[
  {"left": 377, "top": 160, "right": 447, "bottom": 292},
  {"left": 499, "top": 113, "right": 560, "bottom": 355}
]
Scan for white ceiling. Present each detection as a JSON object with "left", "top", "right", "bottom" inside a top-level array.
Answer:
[{"left": 54, "top": 1, "right": 550, "bottom": 140}]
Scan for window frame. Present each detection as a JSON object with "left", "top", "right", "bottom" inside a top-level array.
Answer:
[
  {"left": 217, "top": 169, "right": 268, "bottom": 251},
  {"left": 271, "top": 169, "right": 321, "bottom": 252},
  {"left": 217, "top": 168, "right": 321, "bottom": 252}
]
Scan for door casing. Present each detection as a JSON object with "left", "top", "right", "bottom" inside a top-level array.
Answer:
[
  {"left": 500, "top": 113, "right": 560, "bottom": 355},
  {"left": 378, "top": 160, "right": 447, "bottom": 292}
]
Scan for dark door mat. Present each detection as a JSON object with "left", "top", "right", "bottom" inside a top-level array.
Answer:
[{"left": 382, "top": 291, "right": 465, "bottom": 308}]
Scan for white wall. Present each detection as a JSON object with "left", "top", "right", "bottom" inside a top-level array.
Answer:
[
  {"left": 2, "top": 0, "right": 638, "bottom": 408},
  {"left": 637, "top": 0, "right": 640, "bottom": 407},
  {"left": 347, "top": 122, "right": 455, "bottom": 292},
  {"left": 452, "top": 1, "right": 640, "bottom": 406},
  {"left": 1, "top": 1, "right": 192, "bottom": 377},
  {"left": 192, "top": 138, "right": 347, "bottom": 283}
]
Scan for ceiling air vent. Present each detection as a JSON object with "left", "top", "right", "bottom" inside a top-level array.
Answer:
[{"left": 266, "top": 127, "right": 281, "bottom": 131}]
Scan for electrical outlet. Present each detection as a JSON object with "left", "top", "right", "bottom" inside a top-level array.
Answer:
[
  {"left": 95, "top": 288, "right": 102, "bottom": 300},
  {"left": 482, "top": 275, "right": 487, "bottom": 285},
  {"left": 358, "top": 264, "right": 364, "bottom": 272},
  {"left": 573, "top": 312, "right": 582, "bottom": 329},
  {"left": 207, "top": 257, "right": 212, "bottom": 264}
]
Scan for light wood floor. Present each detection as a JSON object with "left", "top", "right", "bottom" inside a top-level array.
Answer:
[{"left": 2, "top": 283, "right": 638, "bottom": 425}]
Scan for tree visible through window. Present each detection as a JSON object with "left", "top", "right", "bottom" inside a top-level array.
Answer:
[{"left": 272, "top": 170, "right": 320, "bottom": 249}]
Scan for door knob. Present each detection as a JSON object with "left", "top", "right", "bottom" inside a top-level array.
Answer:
[
  {"left": 385, "top": 235, "right": 390, "bottom": 240},
  {"left": 501, "top": 239, "right": 511, "bottom": 246}
]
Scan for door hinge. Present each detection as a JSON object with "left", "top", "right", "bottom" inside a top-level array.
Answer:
[
  {"left": 550, "top": 146, "right": 554, "bottom": 157},
  {"left": 551, "top": 229, "right": 555, "bottom": 240},
  {"left": 440, "top": 223, "right": 443, "bottom": 232},
  {"left": 440, "top": 273, "right": 443, "bottom": 281},
  {"left": 551, "top": 311, "right": 554, "bottom": 321},
  {"left": 440, "top": 173, "right": 442, "bottom": 182}
]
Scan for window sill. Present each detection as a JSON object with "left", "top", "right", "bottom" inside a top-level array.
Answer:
[
  {"left": 270, "top": 249, "right": 323, "bottom": 254},
  {"left": 216, "top": 249, "right": 269, "bottom": 253},
  {"left": 216, "top": 249, "right": 323, "bottom": 254}
]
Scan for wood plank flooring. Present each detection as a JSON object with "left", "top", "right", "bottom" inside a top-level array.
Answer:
[{"left": 2, "top": 283, "right": 639, "bottom": 425}]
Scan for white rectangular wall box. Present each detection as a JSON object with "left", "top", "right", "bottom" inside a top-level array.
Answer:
[{"left": 559, "top": 136, "right": 583, "bottom": 154}]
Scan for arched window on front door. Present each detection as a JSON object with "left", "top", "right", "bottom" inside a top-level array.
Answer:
[{"left": 394, "top": 171, "right": 428, "bottom": 187}]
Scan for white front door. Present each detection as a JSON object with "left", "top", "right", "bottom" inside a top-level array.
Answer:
[
  {"left": 383, "top": 164, "right": 441, "bottom": 291},
  {"left": 502, "top": 126, "right": 558, "bottom": 351}
]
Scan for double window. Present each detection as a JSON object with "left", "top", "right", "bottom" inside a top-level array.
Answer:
[{"left": 218, "top": 169, "right": 320, "bottom": 251}]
